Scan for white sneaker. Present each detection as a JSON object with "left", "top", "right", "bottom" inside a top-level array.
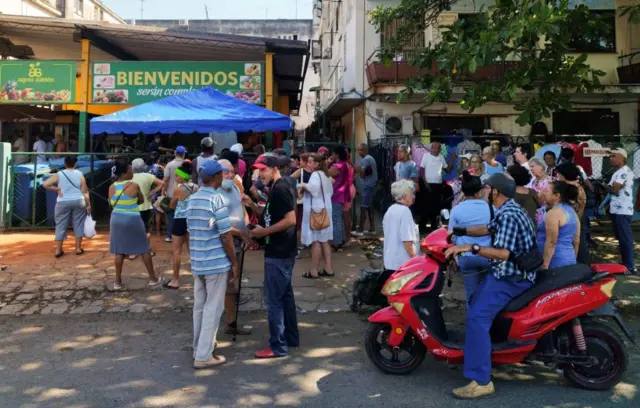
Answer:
[
  {"left": 351, "top": 231, "right": 364, "bottom": 237},
  {"left": 165, "top": 237, "right": 172, "bottom": 243}
]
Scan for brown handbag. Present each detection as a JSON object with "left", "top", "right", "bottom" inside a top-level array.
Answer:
[{"left": 310, "top": 173, "right": 330, "bottom": 231}]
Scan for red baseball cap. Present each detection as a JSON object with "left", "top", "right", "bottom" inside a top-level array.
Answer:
[{"left": 252, "top": 155, "right": 278, "bottom": 170}]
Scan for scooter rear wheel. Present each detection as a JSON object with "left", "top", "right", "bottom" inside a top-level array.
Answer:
[
  {"left": 563, "top": 320, "right": 628, "bottom": 390},
  {"left": 365, "top": 322, "right": 426, "bottom": 375}
]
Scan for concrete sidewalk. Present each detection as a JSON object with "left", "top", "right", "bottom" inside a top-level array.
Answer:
[
  {"left": 0, "top": 226, "right": 638, "bottom": 316},
  {"left": 0, "top": 232, "right": 374, "bottom": 316}
]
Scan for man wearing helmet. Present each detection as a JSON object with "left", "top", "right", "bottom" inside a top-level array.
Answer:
[{"left": 444, "top": 173, "right": 537, "bottom": 399}]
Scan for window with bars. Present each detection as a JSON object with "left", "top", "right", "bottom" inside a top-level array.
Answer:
[{"left": 380, "top": 18, "right": 425, "bottom": 62}]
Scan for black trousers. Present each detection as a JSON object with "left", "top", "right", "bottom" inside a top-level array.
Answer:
[{"left": 423, "top": 183, "right": 444, "bottom": 230}]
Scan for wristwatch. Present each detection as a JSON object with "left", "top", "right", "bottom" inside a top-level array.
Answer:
[{"left": 471, "top": 244, "right": 481, "bottom": 255}]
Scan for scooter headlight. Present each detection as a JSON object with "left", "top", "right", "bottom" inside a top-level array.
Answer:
[{"left": 381, "top": 271, "right": 422, "bottom": 296}]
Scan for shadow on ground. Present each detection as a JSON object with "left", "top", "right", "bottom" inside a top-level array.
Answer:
[{"left": 0, "top": 311, "right": 638, "bottom": 408}]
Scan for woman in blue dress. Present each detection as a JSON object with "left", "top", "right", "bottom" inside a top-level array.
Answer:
[
  {"left": 538, "top": 180, "right": 581, "bottom": 269},
  {"left": 448, "top": 171, "right": 492, "bottom": 308}
]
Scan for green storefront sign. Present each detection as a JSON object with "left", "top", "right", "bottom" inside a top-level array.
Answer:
[
  {"left": 91, "top": 61, "right": 264, "bottom": 105},
  {"left": 0, "top": 60, "right": 75, "bottom": 104}
]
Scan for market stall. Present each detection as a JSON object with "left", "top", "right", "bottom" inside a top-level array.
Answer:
[{"left": 90, "top": 87, "right": 293, "bottom": 135}]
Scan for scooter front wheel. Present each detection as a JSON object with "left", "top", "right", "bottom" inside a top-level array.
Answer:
[{"left": 364, "top": 322, "right": 426, "bottom": 375}]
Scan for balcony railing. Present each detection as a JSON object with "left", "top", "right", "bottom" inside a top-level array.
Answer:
[
  {"left": 617, "top": 52, "right": 640, "bottom": 84},
  {"left": 366, "top": 59, "right": 522, "bottom": 86}
]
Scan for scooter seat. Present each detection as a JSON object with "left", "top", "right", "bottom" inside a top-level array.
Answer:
[{"left": 503, "top": 264, "right": 594, "bottom": 313}]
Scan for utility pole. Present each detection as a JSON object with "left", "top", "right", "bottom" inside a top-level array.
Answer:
[
  {"left": 205, "top": 5, "right": 209, "bottom": 19},
  {"left": 140, "top": 0, "right": 144, "bottom": 20}
]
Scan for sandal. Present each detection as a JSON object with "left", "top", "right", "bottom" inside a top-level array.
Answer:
[
  {"left": 149, "top": 277, "right": 165, "bottom": 287},
  {"left": 128, "top": 255, "right": 138, "bottom": 260},
  {"left": 150, "top": 251, "right": 156, "bottom": 257},
  {"left": 163, "top": 281, "right": 179, "bottom": 290},
  {"left": 54, "top": 251, "right": 64, "bottom": 258},
  {"left": 76, "top": 249, "right": 85, "bottom": 256},
  {"left": 301, "top": 271, "right": 319, "bottom": 279},
  {"left": 318, "top": 270, "right": 335, "bottom": 278},
  {"left": 113, "top": 282, "right": 123, "bottom": 291}
]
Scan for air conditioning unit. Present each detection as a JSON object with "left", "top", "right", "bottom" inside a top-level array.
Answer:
[{"left": 384, "top": 115, "right": 413, "bottom": 136}]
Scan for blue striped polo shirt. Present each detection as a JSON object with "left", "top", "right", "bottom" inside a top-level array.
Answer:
[{"left": 186, "top": 187, "right": 232, "bottom": 276}]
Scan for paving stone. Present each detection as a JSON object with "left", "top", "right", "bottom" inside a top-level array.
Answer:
[
  {"left": 0, "top": 283, "right": 22, "bottom": 293},
  {"left": 105, "top": 306, "right": 130, "bottom": 313},
  {"left": 44, "top": 281, "right": 70, "bottom": 290},
  {"left": 0, "top": 304, "right": 26, "bottom": 315},
  {"left": 15, "top": 294, "right": 37, "bottom": 301},
  {"left": 75, "top": 279, "right": 94, "bottom": 288},
  {"left": 129, "top": 303, "right": 148, "bottom": 313},
  {"left": 40, "top": 304, "right": 69, "bottom": 315},
  {"left": 19, "top": 305, "right": 41, "bottom": 315}
]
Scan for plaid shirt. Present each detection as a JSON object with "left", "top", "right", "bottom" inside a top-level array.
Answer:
[{"left": 488, "top": 199, "right": 537, "bottom": 282}]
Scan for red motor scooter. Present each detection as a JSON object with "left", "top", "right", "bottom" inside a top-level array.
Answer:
[{"left": 365, "top": 228, "right": 635, "bottom": 390}]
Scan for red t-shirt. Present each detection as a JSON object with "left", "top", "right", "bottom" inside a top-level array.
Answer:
[{"left": 574, "top": 142, "right": 592, "bottom": 176}]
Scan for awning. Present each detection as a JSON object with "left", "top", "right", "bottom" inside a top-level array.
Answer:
[
  {"left": 0, "top": 15, "right": 308, "bottom": 111},
  {"left": 90, "top": 87, "right": 293, "bottom": 135}
]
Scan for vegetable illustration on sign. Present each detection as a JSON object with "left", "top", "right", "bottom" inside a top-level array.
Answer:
[{"left": 0, "top": 60, "right": 75, "bottom": 104}]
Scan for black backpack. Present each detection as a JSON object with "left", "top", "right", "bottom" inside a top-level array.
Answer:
[{"left": 350, "top": 268, "right": 393, "bottom": 312}]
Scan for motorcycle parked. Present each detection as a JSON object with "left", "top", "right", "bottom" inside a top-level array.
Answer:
[{"left": 365, "top": 227, "right": 634, "bottom": 390}]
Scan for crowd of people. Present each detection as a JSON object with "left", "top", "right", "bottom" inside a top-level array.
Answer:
[
  {"left": 42, "top": 134, "right": 636, "bottom": 387},
  {"left": 385, "top": 140, "right": 635, "bottom": 277},
  {"left": 43, "top": 136, "right": 387, "bottom": 368},
  {"left": 379, "top": 139, "right": 635, "bottom": 399}
]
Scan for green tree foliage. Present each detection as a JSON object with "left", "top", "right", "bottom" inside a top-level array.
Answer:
[{"left": 370, "top": 0, "right": 609, "bottom": 125}]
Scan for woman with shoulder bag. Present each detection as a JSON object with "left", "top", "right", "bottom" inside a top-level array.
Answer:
[
  {"left": 300, "top": 153, "right": 334, "bottom": 279},
  {"left": 43, "top": 155, "right": 91, "bottom": 258}
]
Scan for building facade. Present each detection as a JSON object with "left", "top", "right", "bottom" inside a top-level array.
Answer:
[
  {"left": 0, "top": 0, "right": 125, "bottom": 24},
  {"left": 312, "top": 0, "right": 640, "bottom": 146},
  {"left": 128, "top": 18, "right": 318, "bottom": 134}
]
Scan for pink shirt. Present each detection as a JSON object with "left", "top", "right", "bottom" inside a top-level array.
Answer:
[
  {"left": 237, "top": 158, "right": 247, "bottom": 179},
  {"left": 331, "top": 161, "right": 350, "bottom": 204}
]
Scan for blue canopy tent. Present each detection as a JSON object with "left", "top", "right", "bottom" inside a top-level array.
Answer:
[{"left": 90, "top": 87, "right": 293, "bottom": 135}]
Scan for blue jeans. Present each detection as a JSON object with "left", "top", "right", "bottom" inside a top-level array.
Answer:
[
  {"left": 264, "top": 257, "right": 299, "bottom": 355},
  {"left": 166, "top": 209, "right": 175, "bottom": 240},
  {"left": 612, "top": 214, "right": 635, "bottom": 273},
  {"left": 361, "top": 186, "right": 375, "bottom": 209},
  {"left": 457, "top": 255, "right": 490, "bottom": 309},
  {"left": 464, "top": 273, "right": 533, "bottom": 385}
]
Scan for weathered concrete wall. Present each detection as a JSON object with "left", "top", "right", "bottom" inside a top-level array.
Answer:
[{"left": 128, "top": 19, "right": 314, "bottom": 41}]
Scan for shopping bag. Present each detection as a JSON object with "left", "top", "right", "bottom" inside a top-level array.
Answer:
[{"left": 84, "top": 214, "right": 97, "bottom": 238}]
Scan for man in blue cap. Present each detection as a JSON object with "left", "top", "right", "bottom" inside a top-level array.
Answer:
[
  {"left": 445, "top": 173, "right": 537, "bottom": 399},
  {"left": 163, "top": 145, "right": 187, "bottom": 242},
  {"left": 187, "top": 159, "right": 238, "bottom": 369}
]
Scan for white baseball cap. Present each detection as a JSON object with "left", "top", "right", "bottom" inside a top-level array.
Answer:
[
  {"left": 610, "top": 148, "right": 628, "bottom": 159},
  {"left": 230, "top": 143, "right": 243, "bottom": 155}
]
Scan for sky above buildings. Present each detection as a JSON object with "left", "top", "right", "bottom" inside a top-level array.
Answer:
[{"left": 104, "top": 0, "right": 313, "bottom": 20}]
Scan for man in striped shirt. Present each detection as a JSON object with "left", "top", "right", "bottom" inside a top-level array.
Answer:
[{"left": 187, "top": 159, "right": 238, "bottom": 369}]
